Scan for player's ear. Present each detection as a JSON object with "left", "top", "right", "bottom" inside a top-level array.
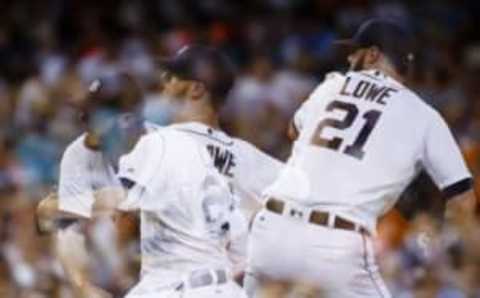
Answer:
[
  {"left": 189, "top": 81, "right": 208, "bottom": 101},
  {"left": 365, "top": 46, "right": 381, "bottom": 66}
]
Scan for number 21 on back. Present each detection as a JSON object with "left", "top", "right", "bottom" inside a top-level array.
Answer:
[{"left": 311, "top": 100, "right": 381, "bottom": 160}]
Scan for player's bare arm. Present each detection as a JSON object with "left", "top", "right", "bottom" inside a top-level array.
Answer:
[
  {"left": 57, "top": 187, "right": 138, "bottom": 298},
  {"left": 287, "top": 120, "right": 299, "bottom": 141},
  {"left": 56, "top": 219, "right": 113, "bottom": 298},
  {"left": 114, "top": 210, "right": 140, "bottom": 246},
  {"left": 36, "top": 192, "right": 59, "bottom": 234},
  {"left": 445, "top": 188, "right": 477, "bottom": 224},
  {"left": 36, "top": 188, "right": 126, "bottom": 233},
  {"left": 91, "top": 186, "right": 128, "bottom": 215},
  {"left": 35, "top": 193, "right": 108, "bottom": 297},
  {"left": 54, "top": 188, "right": 128, "bottom": 298},
  {"left": 55, "top": 187, "right": 137, "bottom": 298},
  {"left": 36, "top": 194, "right": 97, "bottom": 233}
]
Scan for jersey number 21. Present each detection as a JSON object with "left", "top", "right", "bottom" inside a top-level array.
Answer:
[{"left": 311, "top": 100, "right": 382, "bottom": 160}]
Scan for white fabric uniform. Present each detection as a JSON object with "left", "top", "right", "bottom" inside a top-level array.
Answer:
[
  {"left": 170, "top": 122, "right": 283, "bottom": 207},
  {"left": 247, "top": 70, "right": 472, "bottom": 298},
  {"left": 57, "top": 122, "right": 159, "bottom": 289},
  {"left": 58, "top": 134, "right": 119, "bottom": 218},
  {"left": 117, "top": 128, "right": 247, "bottom": 298},
  {"left": 170, "top": 122, "right": 283, "bottom": 272},
  {"left": 58, "top": 122, "right": 160, "bottom": 218},
  {"left": 59, "top": 122, "right": 282, "bottom": 219}
]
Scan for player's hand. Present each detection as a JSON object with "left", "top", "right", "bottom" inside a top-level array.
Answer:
[{"left": 36, "top": 192, "right": 59, "bottom": 234}]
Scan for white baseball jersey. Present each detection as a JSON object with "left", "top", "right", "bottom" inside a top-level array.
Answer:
[
  {"left": 117, "top": 128, "right": 235, "bottom": 281},
  {"left": 169, "top": 122, "right": 283, "bottom": 204},
  {"left": 58, "top": 122, "right": 159, "bottom": 218},
  {"left": 169, "top": 122, "right": 283, "bottom": 273},
  {"left": 266, "top": 70, "right": 472, "bottom": 233}
]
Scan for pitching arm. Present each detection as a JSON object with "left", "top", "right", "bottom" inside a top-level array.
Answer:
[
  {"left": 56, "top": 218, "right": 113, "bottom": 298},
  {"left": 422, "top": 111, "right": 476, "bottom": 224},
  {"left": 445, "top": 187, "right": 477, "bottom": 224},
  {"left": 36, "top": 192, "right": 59, "bottom": 234}
]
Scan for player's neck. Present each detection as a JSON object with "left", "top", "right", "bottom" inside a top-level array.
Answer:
[
  {"left": 368, "top": 62, "right": 404, "bottom": 83},
  {"left": 177, "top": 104, "right": 220, "bottom": 129},
  {"left": 85, "top": 133, "right": 101, "bottom": 151}
]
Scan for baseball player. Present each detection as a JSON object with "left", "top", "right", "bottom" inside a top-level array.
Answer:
[
  {"left": 109, "top": 125, "right": 247, "bottom": 298},
  {"left": 94, "top": 46, "right": 281, "bottom": 297},
  {"left": 245, "top": 19, "right": 477, "bottom": 298},
  {"left": 46, "top": 73, "right": 159, "bottom": 298},
  {"left": 37, "top": 46, "right": 283, "bottom": 296},
  {"left": 157, "top": 45, "right": 284, "bottom": 273}
]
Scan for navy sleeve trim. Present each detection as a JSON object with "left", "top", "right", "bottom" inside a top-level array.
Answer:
[
  {"left": 56, "top": 218, "right": 80, "bottom": 230},
  {"left": 120, "top": 177, "right": 136, "bottom": 190},
  {"left": 442, "top": 178, "right": 473, "bottom": 200}
]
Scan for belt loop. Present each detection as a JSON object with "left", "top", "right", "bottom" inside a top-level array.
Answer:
[
  {"left": 354, "top": 224, "right": 360, "bottom": 233},
  {"left": 210, "top": 269, "right": 218, "bottom": 284},
  {"left": 182, "top": 275, "right": 190, "bottom": 289},
  {"left": 283, "top": 202, "right": 290, "bottom": 217},
  {"left": 305, "top": 209, "right": 313, "bottom": 224},
  {"left": 327, "top": 213, "right": 335, "bottom": 228}
]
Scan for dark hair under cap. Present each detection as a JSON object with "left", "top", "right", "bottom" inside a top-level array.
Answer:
[{"left": 335, "top": 18, "right": 415, "bottom": 75}]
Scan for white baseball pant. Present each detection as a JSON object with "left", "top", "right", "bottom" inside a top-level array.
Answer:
[
  {"left": 125, "top": 269, "right": 247, "bottom": 298},
  {"left": 245, "top": 208, "right": 391, "bottom": 298}
]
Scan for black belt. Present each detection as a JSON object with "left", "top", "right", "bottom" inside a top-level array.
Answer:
[{"left": 265, "top": 198, "right": 370, "bottom": 236}]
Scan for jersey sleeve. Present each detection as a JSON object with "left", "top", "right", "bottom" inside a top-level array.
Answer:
[
  {"left": 421, "top": 111, "right": 472, "bottom": 197},
  {"left": 293, "top": 72, "right": 343, "bottom": 133},
  {"left": 58, "top": 142, "right": 95, "bottom": 218},
  {"left": 235, "top": 141, "right": 284, "bottom": 202},
  {"left": 117, "top": 133, "right": 165, "bottom": 210}
]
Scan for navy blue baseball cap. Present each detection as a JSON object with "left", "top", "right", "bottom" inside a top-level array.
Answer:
[
  {"left": 157, "top": 45, "right": 235, "bottom": 101},
  {"left": 335, "top": 18, "right": 415, "bottom": 64}
]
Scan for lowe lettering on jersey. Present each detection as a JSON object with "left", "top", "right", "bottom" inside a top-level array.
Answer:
[
  {"left": 310, "top": 73, "right": 402, "bottom": 160},
  {"left": 206, "top": 144, "right": 236, "bottom": 177},
  {"left": 339, "top": 76, "right": 398, "bottom": 105}
]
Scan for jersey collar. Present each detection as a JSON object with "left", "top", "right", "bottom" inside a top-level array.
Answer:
[
  {"left": 359, "top": 69, "right": 405, "bottom": 89},
  {"left": 170, "top": 122, "right": 234, "bottom": 145}
]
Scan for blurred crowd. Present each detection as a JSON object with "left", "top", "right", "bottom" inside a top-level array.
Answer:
[{"left": 0, "top": 0, "right": 480, "bottom": 297}]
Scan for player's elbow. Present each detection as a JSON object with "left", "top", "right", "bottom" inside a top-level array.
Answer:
[{"left": 36, "top": 194, "right": 59, "bottom": 234}]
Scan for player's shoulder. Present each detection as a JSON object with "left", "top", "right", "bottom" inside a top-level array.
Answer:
[
  {"left": 230, "top": 136, "right": 282, "bottom": 165},
  {"left": 169, "top": 122, "right": 236, "bottom": 147},
  {"left": 305, "top": 71, "right": 346, "bottom": 103},
  {"left": 389, "top": 82, "right": 449, "bottom": 135},
  {"left": 62, "top": 133, "right": 96, "bottom": 162},
  {"left": 354, "top": 70, "right": 438, "bottom": 116},
  {"left": 312, "top": 71, "right": 345, "bottom": 91},
  {"left": 400, "top": 85, "right": 441, "bottom": 119},
  {"left": 141, "top": 126, "right": 196, "bottom": 148},
  {"left": 325, "top": 71, "right": 345, "bottom": 81},
  {"left": 230, "top": 136, "right": 261, "bottom": 154},
  {"left": 144, "top": 121, "right": 162, "bottom": 133}
]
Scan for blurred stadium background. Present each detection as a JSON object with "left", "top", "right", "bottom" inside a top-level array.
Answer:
[{"left": 0, "top": 0, "right": 479, "bottom": 297}]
